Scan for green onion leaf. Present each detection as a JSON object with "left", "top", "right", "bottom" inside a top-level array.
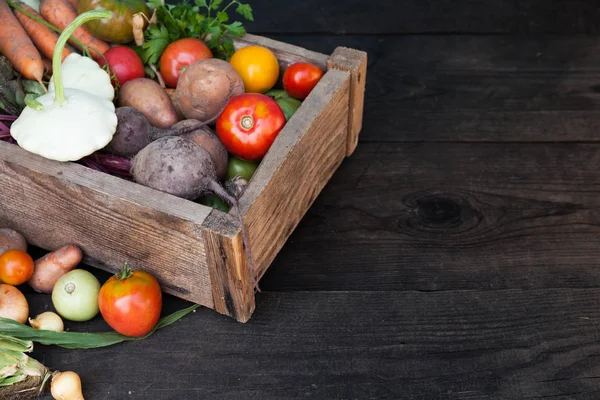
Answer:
[{"left": 0, "top": 304, "right": 200, "bottom": 349}]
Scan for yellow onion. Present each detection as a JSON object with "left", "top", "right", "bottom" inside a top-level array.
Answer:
[
  {"left": 0, "top": 283, "right": 29, "bottom": 323},
  {"left": 29, "top": 311, "right": 64, "bottom": 332},
  {"left": 51, "top": 370, "right": 85, "bottom": 400}
]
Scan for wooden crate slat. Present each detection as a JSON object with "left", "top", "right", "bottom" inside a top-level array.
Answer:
[
  {"left": 327, "top": 47, "right": 368, "bottom": 156},
  {"left": 239, "top": 69, "right": 351, "bottom": 279},
  {"left": 0, "top": 141, "right": 214, "bottom": 306},
  {"left": 200, "top": 69, "right": 351, "bottom": 321},
  {"left": 202, "top": 212, "right": 255, "bottom": 322}
]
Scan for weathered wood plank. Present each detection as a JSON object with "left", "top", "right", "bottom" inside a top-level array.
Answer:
[
  {"left": 201, "top": 0, "right": 600, "bottom": 35},
  {"left": 258, "top": 142, "right": 600, "bottom": 292},
  {"left": 30, "top": 289, "right": 600, "bottom": 399},
  {"left": 237, "top": 70, "right": 350, "bottom": 281},
  {"left": 327, "top": 47, "right": 368, "bottom": 156},
  {"left": 263, "top": 35, "right": 600, "bottom": 142},
  {"left": 202, "top": 212, "right": 255, "bottom": 322},
  {"left": 0, "top": 141, "right": 213, "bottom": 306}
]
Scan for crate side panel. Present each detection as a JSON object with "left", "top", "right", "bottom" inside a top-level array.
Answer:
[
  {"left": 0, "top": 144, "right": 213, "bottom": 306},
  {"left": 327, "top": 47, "right": 368, "bottom": 156},
  {"left": 239, "top": 70, "right": 351, "bottom": 278}
]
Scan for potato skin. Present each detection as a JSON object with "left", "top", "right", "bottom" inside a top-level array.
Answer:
[
  {"left": 165, "top": 88, "right": 185, "bottom": 121},
  {"left": 118, "top": 78, "right": 179, "bottom": 129},
  {"left": 0, "top": 228, "right": 27, "bottom": 255},
  {"left": 175, "top": 58, "right": 245, "bottom": 122},
  {"left": 175, "top": 120, "right": 228, "bottom": 180}
]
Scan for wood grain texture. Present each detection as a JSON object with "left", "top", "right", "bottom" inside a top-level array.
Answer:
[
  {"left": 327, "top": 47, "right": 368, "bottom": 156},
  {"left": 237, "top": 70, "right": 350, "bottom": 280},
  {"left": 30, "top": 289, "right": 600, "bottom": 399},
  {"left": 257, "top": 142, "right": 600, "bottom": 292},
  {"left": 258, "top": 34, "right": 600, "bottom": 143},
  {"left": 206, "top": 0, "right": 600, "bottom": 35},
  {"left": 0, "top": 141, "right": 213, "bottom": 306},
  {"left": 202, "top": 211, "right": 255, "bottom": 322}
]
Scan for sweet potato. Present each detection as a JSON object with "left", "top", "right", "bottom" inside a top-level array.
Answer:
[
  {"left": 27, "top": 244, "right": 82, "bottom": 293},
  {"left": 0, "top": 228, "right": 27, "bottom": 255},
  {"left": 117, "top": 78, "right": 179, "bottom": 129}
]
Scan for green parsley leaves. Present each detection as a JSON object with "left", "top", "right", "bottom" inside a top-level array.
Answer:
[{"left": 138, "top": 0, "right": 254, "bottom": 64}]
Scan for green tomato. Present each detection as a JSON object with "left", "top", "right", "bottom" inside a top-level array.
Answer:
[
  {"left": 226, "top": 156, "right": 259, "bottom": 182},
  {"left": 52, "top": 269, "right": 101, "bottom": 322},
  {"left": 199, "top": 194, "right": 230, "bottom": 213},
  {"left": 77, "top": 0, "right": 149, "bottom": 44}
]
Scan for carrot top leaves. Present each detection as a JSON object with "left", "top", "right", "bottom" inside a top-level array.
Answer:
[{"left": 0, "top": 56, "right": 45, "bottom": 116}]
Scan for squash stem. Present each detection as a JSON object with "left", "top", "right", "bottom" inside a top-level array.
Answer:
[{"left": 52, "top": 10, "right": 112, "bottom": 106}]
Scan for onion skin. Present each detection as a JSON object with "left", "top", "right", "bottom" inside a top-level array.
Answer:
[
  {"left": 51, "top": 371, "right": 85, "bottom": 400},
  {"left": 29, "top": 311, "right": 64, "bottom": 332},
  {"left": 27, "top": 244, "right": 83, "bottom": 294},
  {"left": 0, "top": 283, "right": 29, "bottom": 323}
]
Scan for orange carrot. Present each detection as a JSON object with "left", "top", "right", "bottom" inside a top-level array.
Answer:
[
  {"left": 39, "top": 0, "right": 109, "bottom": 60},
  {"left": 0, "top": 0, "right": 44, "bottom": 84},
  {"left": 14, "top": 1, "right": 71, "bottom": 62}
]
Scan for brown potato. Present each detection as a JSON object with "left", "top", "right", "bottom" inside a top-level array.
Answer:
[
  {"left": 0, "top": 228, "right": 27, "bottom": 255},
  {"left": 175, "top": 58, "right": 245, "bottom": 122},
  {"left": 175, "top": 120, "right": 228, "bottom": 180},
  {"left": 118, "top": 78, "right": 179, "bottom": 129},
  {"left": 165, "top": 88, "right": 185, "bottom": 121}
]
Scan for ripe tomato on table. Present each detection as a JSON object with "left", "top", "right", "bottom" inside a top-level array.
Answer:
[
  {"left": 216, "top": 93, "right": 286, "bottom": 161},
  {"left": 98, "top": 264, "right": 162, "bottom": 337},
  {"left": 0, "top": 249, "right": 34, "bottom": 286},
  {"left": 283, "top": 62, "right": 324, "bottom": 100},
  {"left": 159, "top": 38, "right": 213, "bottom": 88}
]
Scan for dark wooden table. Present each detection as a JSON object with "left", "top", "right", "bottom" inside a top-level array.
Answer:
[{"left": 29, "top": 0, "right": 600, "bottom": 398}]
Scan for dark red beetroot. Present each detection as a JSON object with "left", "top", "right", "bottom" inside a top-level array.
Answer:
[{"left": 104, "top": 108, "right": 228, "bottom": 179}]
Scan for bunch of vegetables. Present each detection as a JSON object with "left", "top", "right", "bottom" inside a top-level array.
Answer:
[
  {"left": 0, "top": 2, "right": 326, "bottom": 396},
  {"left": 0, "top": 227, "right": 199, "bottom": 398},
  {"left": 1, "top": 0, "right": 324, "bottom": 291}
]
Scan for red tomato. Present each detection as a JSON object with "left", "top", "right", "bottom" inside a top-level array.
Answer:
[
  {"left": 283, "top": 62, "right": 324, "bottom": 100},
  {"left": 98, "top": 264, "right": 162, "bottom": 337},
  {"left": 216, "top": 93, "right": 286, "bottom": 161},
  {"left": 0, "top": 250, "right": 34, "bottom": 286},
  {"left": 159, "top": 38, "right": 213, "bottom": 88},
  {"left": 99, "top": 46, "right": 145, "bottom": 87}
]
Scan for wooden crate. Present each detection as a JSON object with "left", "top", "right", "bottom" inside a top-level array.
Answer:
[{"left": 0, "top": 34, "right": 367, "bottom": 323}]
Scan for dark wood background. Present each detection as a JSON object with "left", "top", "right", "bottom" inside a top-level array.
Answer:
[{"left": 29, "top": 0, "right": 600, "bottom": 398}]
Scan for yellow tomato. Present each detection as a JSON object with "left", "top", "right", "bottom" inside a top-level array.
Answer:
[{"left": 229, "top": 45, "right": 280, "bottom": 93}]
